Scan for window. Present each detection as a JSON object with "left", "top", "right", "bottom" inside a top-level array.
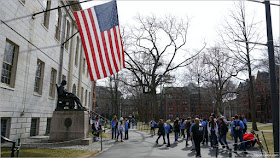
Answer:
[
  {"left": 42, "top": 0, "right": 51, "bottom": 29},
  {"left": 1, "top": 40, "right": 19, "bottom": 87},
  {"left": 72, "top": 84, "right": 76, "bottom": 95},
  {"left": 46, "top": 118, "right": 51, "bottom": 135},
  {"left": 65, "top": 20, "right": 70, "bottom": 50},
  {"left": 81, "top": 87, "right": 84, "bottom": 104},
  {"left": 49, "top": 68, "right": 57, "bottom": 98},
  {"left": 30, "top": 118, "right": 39, "bottom": 136},
  {"left": 88, "top": 92, "right": 91, "bottom": 107},
  {"left": 85, "top": 90, "right": 88, "bottom": 108},
  {"left": 83, "top": 58, "right": 86, "bottom": 74},
  {"left": 1, "top": 118, "right": 10, "bottom": 142},
  {"left": 34, "top": 59, "right": 45, "bottom": 94},
  {"left": 75, "top": 37, "right": 79, "bottom": 66},
  {"left": 55, "top": 8, "right": 62, "bottom": 40}
]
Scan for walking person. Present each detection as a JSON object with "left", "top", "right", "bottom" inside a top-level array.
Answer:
[
  {"left": 191, "top": 118, "right": 204, "bottom": 157},
  {"left": 185, "top": 117, "right": 191, "bottom": 146},
  {"left": 190, "top": 120, "right": 195, "bottom": 151},
  {"left": 125, "top": 117, "right": 129, "bottom": 140},
  {"left": 207, "top": 116, "right": 218, "bottom": 149},
  {"left": 231, "top": 115, "right": 246, "bottom": 153},
  {"left": 116, "top": 117, "right": 124, "bottom": 142},
  {"left": 218, "top": 118, "right": 229, "bottom": 150},
  {"left": 156, "top": 119, "right": 166, "bottom": 145},
  {"left": 181, "top": 119, "right": 186, "bottom": 139},
  {"left": 165, "top": 119, "right": 172, "bottom": 147},
  {"left": 150, "top": 118, "right": 156, "bottom": 136},
  {"left": 174, "top": 118, "right": 180, "bottom": 143},
  {"left": 111, "top": 115, "right": 118, "bottom": 139},
  {"left": 201, "top": 118, "right": 208, "bottom": 145},
  {"left": 240, "top": 114, "right": 247, "bottom": 134}
]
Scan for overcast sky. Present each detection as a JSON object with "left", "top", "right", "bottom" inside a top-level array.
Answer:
[{"left": 81, "top": 0, "right": 280, "bottom": 87}]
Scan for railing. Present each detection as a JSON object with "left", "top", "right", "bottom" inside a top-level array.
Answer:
[{"left": 1, "top": 135, "right": 21, "bottom": 157}]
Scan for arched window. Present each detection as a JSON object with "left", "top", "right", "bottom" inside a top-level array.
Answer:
[{"left": 72, "top": 84, "right": 76, "bottom": 95}]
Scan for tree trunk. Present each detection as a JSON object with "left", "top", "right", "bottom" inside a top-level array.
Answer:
[
  {"left": 246, "top": 42, "right": 258, "bottom": 131},
  {"left": 151, "top": 88, "right": 159, "bottom": 121}
]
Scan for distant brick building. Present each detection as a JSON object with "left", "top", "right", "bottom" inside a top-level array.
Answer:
[{"left": 234, "top": 71, "right": 274, "bottom": 122}]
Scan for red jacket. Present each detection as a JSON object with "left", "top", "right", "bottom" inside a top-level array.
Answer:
[{"left": 243, "top": 133, "right": 259, "bottom": 144}]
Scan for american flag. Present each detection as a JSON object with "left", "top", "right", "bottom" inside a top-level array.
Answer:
[{"left": 74, "top": 0, "right": 125, "bottom": 81}]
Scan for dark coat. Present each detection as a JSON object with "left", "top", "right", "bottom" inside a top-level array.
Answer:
[
  {"left": 174, "top": 120, "right": 180, "bottom": 132},
  {"left": 158, "top": 123, "right": 165, "bottom": 135}
]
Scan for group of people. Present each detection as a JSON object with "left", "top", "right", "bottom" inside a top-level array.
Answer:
[
  {"left": 152, "top": 113, "right": 258, "bottom": 157},
  {"left": 110, "top": 115, "right": 130, "bottom": 142}
]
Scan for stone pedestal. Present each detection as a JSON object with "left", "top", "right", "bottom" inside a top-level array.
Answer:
[{"left": 49, "top": 111, "right": 90, "bottom": 143}]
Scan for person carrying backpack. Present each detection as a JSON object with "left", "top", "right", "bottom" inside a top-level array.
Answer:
[
  {"left": 191, "top": 118, "right": 204, "bottom": 157},
  {"left": 218, "top": 118, "right": 229, "bottom": 150},
  {"left": 231, "top": 115, "right": 246, "bottom": 153}
]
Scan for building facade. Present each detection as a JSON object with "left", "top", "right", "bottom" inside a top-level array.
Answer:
[{"left": 0, "top": 0, "right": 93, "bottom": 140}]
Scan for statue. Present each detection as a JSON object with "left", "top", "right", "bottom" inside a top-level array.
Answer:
[{"left": 56, "top": 80, "right": 86, "bottom": 111}]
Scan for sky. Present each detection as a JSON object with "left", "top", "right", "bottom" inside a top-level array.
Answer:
[{"left": 81, "top": 0, "right": 280, "bottom": 87}]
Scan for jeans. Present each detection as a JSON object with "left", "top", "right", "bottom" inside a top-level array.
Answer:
[
  {"left": 151, "top": 127, "right": 155, "bottom": 135},
  {"left": 166, "top": 133, "right": 170, "bottom": 145},
  {"left": 219, "top": 134, "right": 228, "bottom": 147},
  {"left": 117, "top": 129, "right": 123, "bottom": 140},
  {"left": 175, "top": 132, "right": 179, "bottom": 141},
  {"left": 210, "top": 131, "right": 217, "bottom": 147},
  {"left": 203, "top": 130, "right": 208, "bottom": 144},
  {"left": 234, "top": 133, "right": 245, "bottom": 150},
  {"left": 112, "top": 128, "right": 117, "bottom": 139},
  {"left": 181, "top": 129, "right": 185, "bottom": 138},
  {"left": 125, "top": 130, "right": 128, "bottom": 139}
]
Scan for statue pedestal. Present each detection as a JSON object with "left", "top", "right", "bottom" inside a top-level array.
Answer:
[{"left": 49, "top": 111, "right": 92, "bottom": 144}]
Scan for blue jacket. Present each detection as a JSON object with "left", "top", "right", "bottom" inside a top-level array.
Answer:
[
  {"left": 181, "top": 122, "right": 186, "bottom": 129},
  {"left": 201, "top": 121, "right": 207, "bottom": 131},
  {"left": 243, "top": 118, "right": 247, "bottom": 125},
  {"left": 231, "top": 120, "right": 245, "bottom": 135},
  {"left": 111, "top": 120, "right": 117, "bottom": 129},
  {"left": 125, "top": 121, "right": 129, "bottom": 131},
  {"left": 165, "top": 124, "right": 171, "bottom": 134},
  {"left": 190, "top": 123, "right": 194, "bottom": 135}
]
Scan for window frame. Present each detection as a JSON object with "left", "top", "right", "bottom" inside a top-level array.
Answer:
[
  {"left": 55, "top": 8, "right": 62, "bottom": 41},
  {"left": 34, "top": 59, "right": 45, "bottom": 95},
  {"left": 49, "top": 68, "right": 57, "bottom": 98},
  {"left": 42, "top": 0, "right": 51, "bottom": 29},
  {"left": 1, "top": 39, "right": 19, "bottom": 88}
]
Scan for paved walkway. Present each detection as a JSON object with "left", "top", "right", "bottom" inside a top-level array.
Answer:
[{"left": 95, "top": 129, "right": 264, "bottom": 158}]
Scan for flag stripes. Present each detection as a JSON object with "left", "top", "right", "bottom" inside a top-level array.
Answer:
[{"left": 74, "top": 5, "right": 125, "bottom": 81}]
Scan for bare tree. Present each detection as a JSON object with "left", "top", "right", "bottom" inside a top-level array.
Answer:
[
  {"left": 219, "top": 1, "right": 263, "bottom": 130},
  {"left": 124, "top": 14, "right": 205, "bottom": 120},
  {"left": 203, "top": 45, "right": 241, "bottom": 114}
]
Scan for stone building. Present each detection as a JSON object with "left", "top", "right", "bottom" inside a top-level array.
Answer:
[{"left": 0, "top": 0, "right": 93, "bottom": 140}]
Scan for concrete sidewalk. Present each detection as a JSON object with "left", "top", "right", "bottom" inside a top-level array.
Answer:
[{"left": 95, "top": 129, "right": 264, "bottom": 158}]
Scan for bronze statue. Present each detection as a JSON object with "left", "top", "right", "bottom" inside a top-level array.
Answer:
[{"left": 56, "top": 80, "right": 86, "bottom": 111}]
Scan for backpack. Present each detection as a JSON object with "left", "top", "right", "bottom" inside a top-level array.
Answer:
[
  {"left": 195, "top": 124, "right": 204, "bottom": 142},
  {"left": 233, "top": 121, "right": 242, "bottom": 133}
]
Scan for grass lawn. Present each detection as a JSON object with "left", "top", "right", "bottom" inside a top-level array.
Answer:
[
  {"left": 89, "top": 132, "right": 111, "bottom": 138},
  {"left": 247, "top": 125, "right": 273, "bottom": 131},
  {"left": 1, "top": 147, "right": 99, "bottom": 157}
]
